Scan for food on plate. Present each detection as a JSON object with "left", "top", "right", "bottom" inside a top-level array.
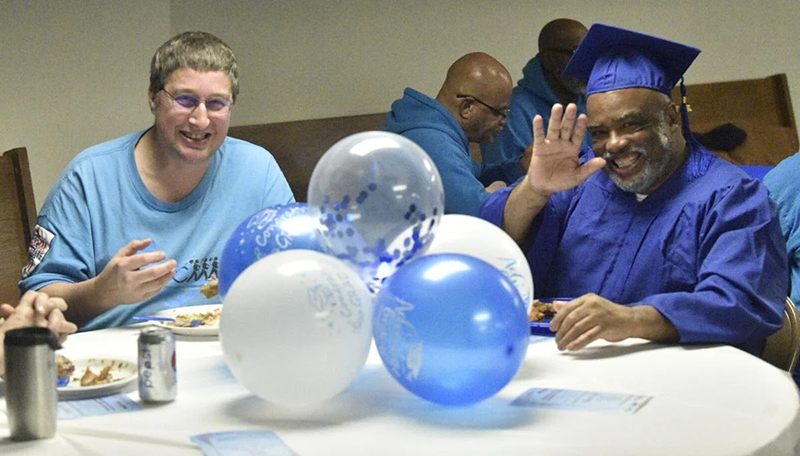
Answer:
[
  {"left": 80, "top": 364, "right": 113, "bottom": 387},
  {"left": 57, "top": 353, "right": 75, "bottom": 379},
  {"left": 56, "top": 354, "right": 119, "bottom": 386},
  {"left": 529, "top": 300, "right": 556, "bottom": 322},
  {"left": 57, "top": 356, "right": 130, "bottom": 388},
  {"left": 167, "top": 306, "right": 221, "bottom": 328},
  {"left": 200, "top": 278, "right": 219, "bottom": 299}
]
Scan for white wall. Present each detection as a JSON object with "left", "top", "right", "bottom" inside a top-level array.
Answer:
[
  {"left": 0, "top": 1, "right": 170, "bottom": 206},
  {"left": 2, "top": 0, "right": 799, "bottom": 207}
]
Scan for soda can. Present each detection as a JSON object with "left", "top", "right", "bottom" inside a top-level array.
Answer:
[{"left": 138, "top": 325, "right": 177, "bottom": 402}]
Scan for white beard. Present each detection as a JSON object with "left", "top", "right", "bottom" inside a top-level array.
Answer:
[{"left": 604, "top": 123, "right": 679, "bottom": 194}]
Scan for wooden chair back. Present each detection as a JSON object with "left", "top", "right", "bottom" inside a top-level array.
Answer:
[
  {"left": 228, "top": 113, "right": 387, "bottom": 202},
  {"left": 673, "top": 73, "right": 799, "bottom": 166},
  {"left": 0, "top": 147, "right": 36, "bottom": 305},
  {"left": 763, "top": 297, "right": 800, "bottom": 372}
]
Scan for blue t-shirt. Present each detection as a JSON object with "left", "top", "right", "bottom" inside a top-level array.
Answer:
[
  {"left": 764, "top": 152, "right": 800, "bottom": 305},
  {"left": 20, "top": 130, "right": 294, "bottom": 330}
]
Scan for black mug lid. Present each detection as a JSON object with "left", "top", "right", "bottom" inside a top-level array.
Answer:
[{"left": 3, "top": 327, "right": 61, "bottom": 350}]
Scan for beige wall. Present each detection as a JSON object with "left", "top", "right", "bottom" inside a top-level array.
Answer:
[
  {"left": 0, "top": 1, "right": 170, "bottom": 207},
  {"left": 2, "top": 0, "right": 799, "bottom": 208}
]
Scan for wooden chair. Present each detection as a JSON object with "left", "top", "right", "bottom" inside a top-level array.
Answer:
[
  {"left": 673, "top": 73, "right": 799, "bottom": 166},
  {"left": 228, "top": 113, "right": 387, "bottom": 202},
  {"left": 763, "top": 297, "right": 800, "bottom": 372},
  {"left": 0, "top": 147, "right": 37, "bottom": 305}
]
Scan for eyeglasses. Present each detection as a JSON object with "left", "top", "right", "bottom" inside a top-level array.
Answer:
[
  {"left": 160, "top": 89, "right": 232, "bottom": 115},
  {"left": 456, "top": 94, "right": 509, "bottom": 119}
]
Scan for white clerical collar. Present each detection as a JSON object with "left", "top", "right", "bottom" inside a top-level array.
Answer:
[{"left": 635, "top": 193, "right": 648, "bottom": 202}]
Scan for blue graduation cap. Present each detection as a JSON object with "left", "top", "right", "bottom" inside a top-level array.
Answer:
[
  {"left": 563, "top": 23, "right": 701, "bottom": 141},
  {"left": 564, "top": 23, "right": 701, "bottom": 96}
]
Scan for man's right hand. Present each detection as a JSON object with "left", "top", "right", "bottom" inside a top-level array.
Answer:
[
  {"left": 501, "top": 104, "right": 606, "bottom": 243},
  {"left": 40, "top": 239, "right": 177, "bottom": 327},
  {"left": 92, "top": 239, "right": 177, "bottom": 307},
  {"left": 523, "top": 103, "right": 606, "bottom": 198}
]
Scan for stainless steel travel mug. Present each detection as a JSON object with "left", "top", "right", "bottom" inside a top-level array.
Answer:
[{"left": 4, "top": 327, "right": 60, "bottom": 440}]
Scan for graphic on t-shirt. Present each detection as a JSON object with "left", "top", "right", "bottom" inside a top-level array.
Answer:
[
  {"left": 172, "top": 257, "right": 218, "bottom": 284},
  {"left": 22, "top": 225, "right": 55, "bottom": 278}
]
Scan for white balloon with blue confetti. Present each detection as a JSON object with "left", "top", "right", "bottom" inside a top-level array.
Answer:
[{"left": 308, "top": 131, "right": 444, "bottom": 291}]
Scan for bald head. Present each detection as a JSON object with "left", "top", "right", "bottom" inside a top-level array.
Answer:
[
  {"left": 436, "top": 52, "right": 513, "bottom": 144},
  {"left": 538, "top": 19, "right": 588, "bottom": 102},
  {"left": 437, "top": 52, "right": 512, "bottom": 100},
  {"left": 539, "top": 18, "right": 588, "bottom": 51}
]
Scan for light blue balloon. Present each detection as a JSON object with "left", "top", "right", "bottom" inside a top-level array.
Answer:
[
  {"left": 308, "top": 131, "right": 444, "bottom": 292},
  {"left": 373, "top": 253, "right": 529, "bottom": 406},
  {"left": 219, "top": 203, "right": 323, "bottom": 297}
]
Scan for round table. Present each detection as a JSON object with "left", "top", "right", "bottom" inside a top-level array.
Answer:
[{"left": 1, "top": 327, "right": 798, "bottom": 455}]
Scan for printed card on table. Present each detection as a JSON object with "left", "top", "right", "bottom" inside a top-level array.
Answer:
[
  {"left": 511, "top": 387, "right": 652, "bottom": 414},
  {"left": 58, "top": 393, "right": 142, "bottom": 420},
  {"left": 191, "top": 430, "right": 298, "bottom": 456}
]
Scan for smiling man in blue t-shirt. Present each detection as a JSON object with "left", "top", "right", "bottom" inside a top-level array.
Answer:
[{"left": 20, "top": 32, "right": 294, "bottom": 330}]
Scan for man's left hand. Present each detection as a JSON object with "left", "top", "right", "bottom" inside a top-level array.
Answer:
[
  {"left": 550, "top": 294, "right": 639, "bottom": 351},
  {"left": 549, "top": 293, "right": 679, "bottom": 351}
]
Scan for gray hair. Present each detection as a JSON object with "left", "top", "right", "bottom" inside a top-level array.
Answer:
[{"left": 149, "top": 31, "right": 239, "bottom": 102}]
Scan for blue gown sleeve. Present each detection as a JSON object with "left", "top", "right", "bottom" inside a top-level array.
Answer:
[
  {"left": 635, "top": 180, "right": 786, "bottom": 348},
  {"left": 480, "top": 186, "right": 512, "bottom": 226},
  {"left": 480, "top": 184, "right": 573, "bottom": 298}
]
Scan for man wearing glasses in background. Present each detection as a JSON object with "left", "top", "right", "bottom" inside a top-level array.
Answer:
[
  {"left": 384, "top": 52, "right": 516, "bottom": 216},
  {"left": 19, "top": 31, "right": 294, "bottom": 330},
  {"left": 481, "top": 18, "right": 590, "bottom": 185}
]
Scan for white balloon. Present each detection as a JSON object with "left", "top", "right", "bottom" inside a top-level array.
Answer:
[
  {"left": 424, "top": 214, "right": 534, "bottom": 312},
  {"left": 220, "top": 250, "right": 373, "bottom": 408}
]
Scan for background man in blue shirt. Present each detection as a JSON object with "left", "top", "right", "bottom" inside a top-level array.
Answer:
[
  {"left": 384, "top": 52, "right": 516, "bottom": 216},
  {"left": 481, "top": 18, "right": 590, "bottom": 184}
]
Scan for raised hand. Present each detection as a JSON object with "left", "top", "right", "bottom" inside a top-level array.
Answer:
[
  {"left": 501, "top": 104, "right": 607, "bottom": 243},
  {"left": 524, "top": 103, "right": 606, "bottom": 197}
]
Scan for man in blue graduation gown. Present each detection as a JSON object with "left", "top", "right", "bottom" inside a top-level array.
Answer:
[{"left": 480, "top": 24, "right": 787, "bottom": 356}]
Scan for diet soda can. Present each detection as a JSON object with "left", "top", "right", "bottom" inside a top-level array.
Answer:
[{"left": 138, "top": 325, "right": 177, "bottom": 402}]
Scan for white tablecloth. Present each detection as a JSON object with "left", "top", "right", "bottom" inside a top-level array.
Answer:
[{"left": 1, "top": 327, "right": 799, "bottom": 455}]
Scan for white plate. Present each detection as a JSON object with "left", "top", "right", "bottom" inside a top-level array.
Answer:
[
  {"left": 58, "top": 358, "right": 137, "bottom": 400},
  {"left": 150, "top": 304, "right": 222, "bottom": 336}
]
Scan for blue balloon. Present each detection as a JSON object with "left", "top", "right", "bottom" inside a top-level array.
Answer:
[
  {"left": 373, "top": 253, "right": 529, "bottom": 406},
  {"left": 219, "top": 203, "right": 323, "bottom": 297}
]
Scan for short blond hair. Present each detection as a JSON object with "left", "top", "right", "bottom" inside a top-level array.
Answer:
[{"left": 149, "top": 31, "right": 239, "bottom": 102}]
